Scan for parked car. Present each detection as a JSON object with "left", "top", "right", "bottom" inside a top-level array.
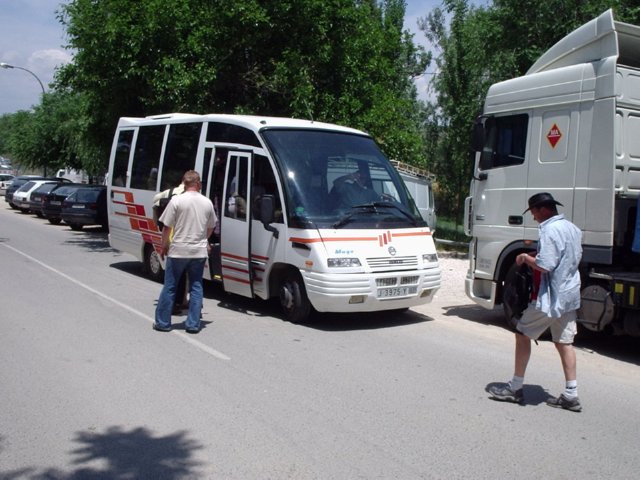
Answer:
[
  {"left": 42, "top": 183, "right": 91, "bottom": 224},
  {"left": 29, "top": 182, "right": 70, "bottom": 217},
  {"left": 61, "top": 185, "right": 108, "bottom": 230},
  {"left": 5, "top": 176, "right": 48, "bottom": 208},
  {"left": 5, "top": 176, "right": 70, "bottom": 208},
  {"left": 12, "top": 180, "right": 61, "bottom": 213},
  {"left": 0, "top": 174, "right": 14, "bottom": 196}
]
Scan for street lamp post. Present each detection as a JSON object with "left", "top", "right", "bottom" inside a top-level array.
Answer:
[{"left": 0, "top": 62, "right": 45, "bottom": 94}]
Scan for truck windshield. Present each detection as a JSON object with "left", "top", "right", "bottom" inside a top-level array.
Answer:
[{"left": 261, "top": 129, "right": 425, "bottom": 229}]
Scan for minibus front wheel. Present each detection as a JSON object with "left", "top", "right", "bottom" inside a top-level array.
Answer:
[{"left": 279, "top": 272, "right": 311, "bottom": 323}]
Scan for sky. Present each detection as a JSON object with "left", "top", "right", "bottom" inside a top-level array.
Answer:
[{"left": 0, "top": 0, "right": 444, "bottom": 115}]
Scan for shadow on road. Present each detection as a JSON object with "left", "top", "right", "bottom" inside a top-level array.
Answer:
[
  {"left": 111, "top": 261, "right": 432, "bottom": 331},
  {"left": 0, "top": 426, "right": 204, "bottom": 479},
  {"left": 443, "top": 303, "right": 640, "bottom": 366},
  {"left": 62, "top": 228, "right": 113, "bottom": 253},
  {"left": 485, "top": 382, "right": 552, "bottom": 407}
]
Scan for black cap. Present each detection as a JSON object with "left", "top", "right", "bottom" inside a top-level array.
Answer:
[{"left": 523, "top": 192, "right": 563, "bottom": 214}]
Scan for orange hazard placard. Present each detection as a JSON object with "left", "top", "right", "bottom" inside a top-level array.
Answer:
[{"left": 546, "top": 123, "right": 562, "bottom": 148}]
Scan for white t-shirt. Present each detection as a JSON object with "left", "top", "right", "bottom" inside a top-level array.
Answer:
[{"left": 159, "top": 191, "right": 216, "bottom": 258}]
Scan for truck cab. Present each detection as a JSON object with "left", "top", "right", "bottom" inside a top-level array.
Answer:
[{"left": 465, "top": 10, "right": 640, "bottom": 336}]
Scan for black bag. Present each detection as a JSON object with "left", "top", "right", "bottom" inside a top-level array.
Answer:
[
  {"left": 503, "top": 264, "right": 533, "bottom": 320},
  {"left": 153, "top": 187, "right": 175, "bottom": 230}
]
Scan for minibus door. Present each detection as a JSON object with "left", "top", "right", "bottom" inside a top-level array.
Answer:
[{"left": 219, "top": 151, "right": 253, "bottom": 297}]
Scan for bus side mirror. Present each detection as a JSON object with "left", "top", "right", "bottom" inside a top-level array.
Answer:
[{"left": 258, "top": 194, "right": 279, "bottom": 239}]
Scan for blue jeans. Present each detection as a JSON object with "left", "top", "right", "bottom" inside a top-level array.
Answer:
[{"left": 155, "top": 257, "right": 206, "bottom": 330}]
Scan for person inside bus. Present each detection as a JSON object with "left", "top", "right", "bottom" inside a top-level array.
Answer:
[{"left": 332, "top": 168, "right": 379, "bottom": 209}]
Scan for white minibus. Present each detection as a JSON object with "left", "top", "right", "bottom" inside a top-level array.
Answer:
[{"left": 107, "top": 113, "right": 441, "bottom": 322}]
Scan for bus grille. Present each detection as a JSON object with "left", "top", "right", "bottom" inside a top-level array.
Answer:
[{"left": 366, "top": 256, "right": 417, "bottom": 270}]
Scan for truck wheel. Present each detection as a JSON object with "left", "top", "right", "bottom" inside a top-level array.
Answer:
[
  {"left": 279, "top": 273, "right": 311, "bottom": 323},
  {"left": 144, "top": 244, "right": 164, "bottom": 283}
]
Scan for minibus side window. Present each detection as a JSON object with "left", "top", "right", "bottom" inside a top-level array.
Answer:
[
  {"left": 130, "top": 125, "right": 165, "bottom": 190},
  {"left": 225, "top": 155, "right": 248, "bottom": 221},
  {"left": 252, "top": 154, "right": 283, "bottom": 223},
  {"left": 112, "top": 130, "right": 133, "bottom": 187},
  {"left": 160, "top": 122, "right": 202, "bottom": 191}
]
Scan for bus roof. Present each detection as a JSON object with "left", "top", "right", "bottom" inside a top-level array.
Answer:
[{"left": 116, "top": 113, "right": 368, "bottom": 136}]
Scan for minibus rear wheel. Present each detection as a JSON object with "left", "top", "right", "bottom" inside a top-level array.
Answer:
[
  {"left": 144, "top": 243, "right": 164, "bottom": 283},
  {"left": 279, "top": 273, "right": 311, "bottom": 323}
]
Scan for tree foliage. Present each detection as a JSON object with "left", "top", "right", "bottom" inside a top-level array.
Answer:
[
  {"left": 54, "top": 0, "right": 430, "bottom": 168},
  {"left": 2, "top": 91, "right": 102, "bottom": 176}
]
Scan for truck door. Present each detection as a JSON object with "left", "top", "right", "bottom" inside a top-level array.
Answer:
[
  {"left": 220, "top": 151, "right": 253, "bottom": 297},
  {"left": 471, "top": 113, "right": 530, "bottom": 278}
]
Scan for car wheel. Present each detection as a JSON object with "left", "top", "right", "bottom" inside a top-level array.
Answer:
[
  {"left": 48, "top": 218, "right": 62, "bottom": 225},
  {"left": 279, "top": 272, "right": 311, "bottom": 323},
  {"left": 144, "top": 243, "right": 164, "bottom": 283},
  {"left": 69, "top": 223, "right": 83, "bottom": 231}
]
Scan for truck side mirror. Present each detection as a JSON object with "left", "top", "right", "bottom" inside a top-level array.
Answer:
[{"left": 471, "top": 117, "right": 485, "bottom": 152}]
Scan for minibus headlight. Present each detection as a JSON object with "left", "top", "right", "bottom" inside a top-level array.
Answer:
[
  {"left": 423, "top": 253, "right": 438, "bottom": 263},
  {"left": 328, "top": 258, "right": 362, "bottom": 268}
]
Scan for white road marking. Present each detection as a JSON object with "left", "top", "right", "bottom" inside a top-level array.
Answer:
[{"left": 2, "top": 242, "right": 231, "bottom": 361}]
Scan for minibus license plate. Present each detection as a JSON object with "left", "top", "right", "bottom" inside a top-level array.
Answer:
[{"left": 377, "top": 286, "right": 417, "bottom": 298}]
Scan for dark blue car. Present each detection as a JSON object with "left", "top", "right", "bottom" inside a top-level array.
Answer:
[{"left": 61, "top": 185, "right": 108, "bottom": 231}]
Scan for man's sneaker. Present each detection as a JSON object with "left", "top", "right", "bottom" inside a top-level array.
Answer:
[
  {"left": 546, "top": 394, "right": 582, "bottom": 412},
  {"left": 488, "top": 384, "right": 524, "bottom": 404}
]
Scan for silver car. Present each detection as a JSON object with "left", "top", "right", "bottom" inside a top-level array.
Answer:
[{"left": 0, "top": 173, "right": 14, "bottom": 196}]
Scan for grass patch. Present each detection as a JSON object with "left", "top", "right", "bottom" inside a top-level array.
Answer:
[{"left": 435, "top": 217, "right": 471, "bottom": 243}]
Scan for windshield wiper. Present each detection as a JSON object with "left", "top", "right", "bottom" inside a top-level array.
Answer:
[
  {"left": 374, "top": 201, "right": 419, "bottom": 225},
  {"left": 332, "top": 205, "right": 376, "bottom": 229},
  {"left": 332, "top": 202, "right": 418, "bottom": 229}
]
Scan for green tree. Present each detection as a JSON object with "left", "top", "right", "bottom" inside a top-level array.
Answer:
[
  {"left": 419, "top": 0, "right": 487, "bottom": 223},
  {"left": 56, "top": 0, "right": 430, "bottom": 169},
  {"left": 3, "top": 91, "right": 101, "bottom": 176}
]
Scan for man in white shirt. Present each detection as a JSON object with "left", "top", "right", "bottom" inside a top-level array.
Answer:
[{"left": 153, "top": 171, "right": 216, "bottom": 334}]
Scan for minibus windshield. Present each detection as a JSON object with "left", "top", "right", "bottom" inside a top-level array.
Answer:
[{"left": 261, "top": 129, "right": 425, "bottom": 229}]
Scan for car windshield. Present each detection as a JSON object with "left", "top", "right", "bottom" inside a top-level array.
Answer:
[{"left": 261, "top": 129, "right": 424, "bottom": 229}]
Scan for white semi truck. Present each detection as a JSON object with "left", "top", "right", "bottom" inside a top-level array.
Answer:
[{"left": 464, "top": 10, "right": 640, "bottom": 336}]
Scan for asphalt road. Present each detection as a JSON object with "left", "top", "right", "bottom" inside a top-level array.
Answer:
[{"left": 0, "top": 201, "right": 638, "bottom": 479}]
